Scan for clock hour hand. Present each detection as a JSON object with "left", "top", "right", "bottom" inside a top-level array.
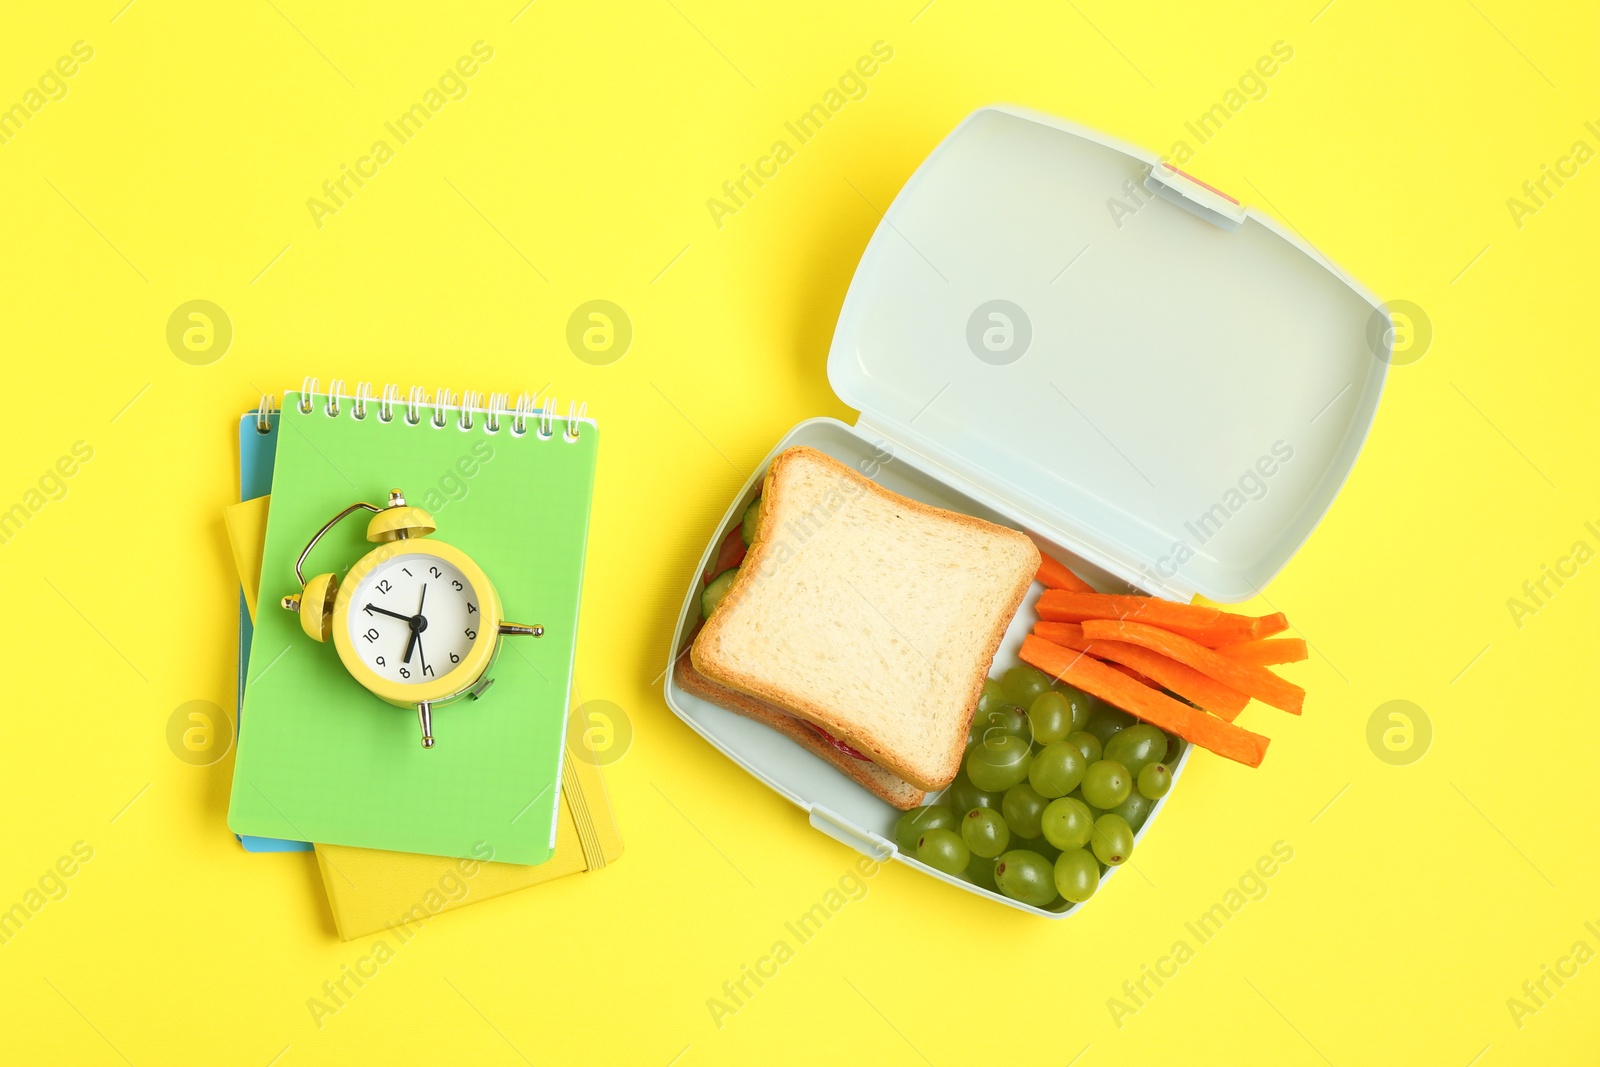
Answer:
[
  {"left": 403, "top": 584, "right": 428, "bottom": 664},
  {"left": 363, "top": 603, "right": 413, "bottom": 623}
]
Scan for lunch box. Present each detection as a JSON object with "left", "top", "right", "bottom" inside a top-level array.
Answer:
[{"left": 662, "top": 105, "right": 1392, "bottom": 917}]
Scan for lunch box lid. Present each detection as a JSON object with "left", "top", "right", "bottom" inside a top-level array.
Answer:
[{"left": 827, "top": 105, "right": 1392, "bottom": 602}]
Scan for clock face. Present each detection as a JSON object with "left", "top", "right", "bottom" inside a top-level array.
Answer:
[{"left": 346, "top": 553, "right": 483, "bottom": 686}]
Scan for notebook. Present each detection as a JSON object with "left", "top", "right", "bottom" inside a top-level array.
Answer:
[
  {"left": 226, "top": 490, "right": 622, "bottom": 938},
  {"left": 233, "top": 407, "right": 312, "bottom": 853},
  {"left": 228, "top": 381, "right": 598, "bottom": 865}
]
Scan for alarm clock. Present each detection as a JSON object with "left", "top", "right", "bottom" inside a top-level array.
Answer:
[{"left": 281, "top": 488, "right": 541, "bottom": 747}]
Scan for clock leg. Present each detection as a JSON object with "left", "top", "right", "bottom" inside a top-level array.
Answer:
[
  {"left": 417, "top": 702, "right": 435, "bottom": 748},
  {"left": 499, "top": 622, "right": 544, "bottom": 637}
]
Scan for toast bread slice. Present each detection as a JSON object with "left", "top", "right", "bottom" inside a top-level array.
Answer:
[
  {"left": 691, "top": 446, "right": 1040, "bottom": 790},
  {"left": 674, "top": 657, "right": 926, "bottom": 809}
]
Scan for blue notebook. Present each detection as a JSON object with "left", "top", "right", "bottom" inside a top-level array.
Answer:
[{"left": 235, "top": 407, "right": 312, "bottom": 853}]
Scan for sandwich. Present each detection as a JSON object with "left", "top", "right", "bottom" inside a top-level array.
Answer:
[
  {"left": 674, "top": 657, "right": 927, "bottom": 809},
  {"left": 691, "top": 446, "right": 1040, "bottom": 792}
]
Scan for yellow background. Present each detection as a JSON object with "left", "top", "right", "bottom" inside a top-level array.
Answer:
[{"left": 2, "top": 1, "right": 1596, "bottom": 1063}]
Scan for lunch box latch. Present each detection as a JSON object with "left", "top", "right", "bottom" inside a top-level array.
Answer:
[
  {"left": 808, "top": 804, "right": 895, "bottom": 861},
  {"left": 1142, "top": 164, "right": 1246, "bottom": 232}
]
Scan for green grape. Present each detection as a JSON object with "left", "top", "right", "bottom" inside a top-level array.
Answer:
[
  {"left": 1069, "top": 786, "right": 1105, "bottom": 822},
  {"left": 966, "top": 734, "right": 1032, "bottom": 791},
  {"left": 964, "top": 852, "right": 999, "bottom": 892},
  {"left": 1091, "top": 813, "right": 1134, "bottom": 865},
  {"left": 1027, "top": 691, "right": 1073, "bottom": 745},
  {"left": 1027, "top": 741, "right": 1086, "bottom": 798},
  {"left": 893, "top": 804, "right": 955, "bottom": 855},
  {"left": 1164, "top": 733, "right": 1188, "bottom": 766},
  {"left": 1066, "top": 731, "right": 1102, "bottom": 765},
  {"left": 1001, "top": 664, "right": 1053, "bottom": 708},
  {"left": 1085, "top": 707, "right": 1136, "bottom": 748},
  {"left": 1104, "top": 724, "right": 1168, "bottom": 780},
  {"left": 967, "top": 705, "right": 1031, "bottom": 748},
  {"left": 1054, "top": 847, "right": 1100, "bottom": 903},
  {"left": 916, "top": 828, "right": 970, "bottom": 875},
  {"left": 994, "top": 849, "right": 1057, "bottom": 907},
  {"left": 1041, "top": 797, "right": 1094, "bottom": 850},
  {"left": 1014, "top": 835, "right": 1062, "bottom": 864},
  {"left": 1053, "top": 683, "right": 1095, "bottom": 734},
  {"left": 1002, "top": 782, "right": 1049, "bottom": 839},
  {"left": 1111, "top": 788, "right": 1154, "bottom": 833},
  {"left": 1137, "top": 762, "right": 1172, "bottom": 800},
  {"left": 960, "top": 808, "right": 1011, "bottom": 858},
  {"left": 977, "top": 677, "right": 1006, "bottom": 714},
  {"left": 1081, "top": 760, "right": 1132, "bottom": 809},
  {"left": 942, "top": 772, "right": 1003, "bottom": 818}
]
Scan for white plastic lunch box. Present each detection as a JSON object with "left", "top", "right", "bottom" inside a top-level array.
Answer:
[{"left": 663, "top": 105, "right": 1392, "bottom": 918}]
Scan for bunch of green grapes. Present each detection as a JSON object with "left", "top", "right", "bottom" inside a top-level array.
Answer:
[{"left": 895, "top": 665, "right": 1185, "bottom": 911}]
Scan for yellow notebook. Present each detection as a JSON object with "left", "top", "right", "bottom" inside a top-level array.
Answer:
[{"left": 226, "top": 494, "right": 622, "bottom": 940}]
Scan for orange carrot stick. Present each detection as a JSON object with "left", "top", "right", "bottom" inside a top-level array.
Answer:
[
  {"left": 1218, "top": 637, "right": 1307, "bottom": 667},
  {"left": 1106, "top": 661, "right": 1158, "bottom": 687},
  {"left": 1079, "top": 620, "right": 1304, "bottom": 715},
  {"left": 1036, "top": 553, "right": 1095, "bottom": 593},
  {"left": 1019, "top": 635, "right": 1270, "bottom": 768},
  {"left": 1034, "top": 621, "right": 1250, "bottom": 721},
  {"left": 1037, "top": 590, "right": 1265, "bottom": 646},
  {"left": 1254, "top": 612, "right": 1290, "bottom": 639}
]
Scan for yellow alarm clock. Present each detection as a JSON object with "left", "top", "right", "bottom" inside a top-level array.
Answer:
[{"left": 281, "top": 488, "right": 541, "bottom": 748}]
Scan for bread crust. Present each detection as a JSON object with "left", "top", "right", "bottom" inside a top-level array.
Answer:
[
  {"left": 674, "top": 657, "right": 926, "bottom": 810},
  {"left": 691, "top": 446, "right": 1040, "bottom": 791}
]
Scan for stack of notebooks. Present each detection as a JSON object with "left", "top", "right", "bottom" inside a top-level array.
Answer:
[{"left": 224, "top": 381, "right": 620, "bottom": 939}]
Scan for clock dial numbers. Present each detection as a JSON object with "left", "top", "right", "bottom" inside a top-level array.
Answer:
[{"left": 346, "top": 553, "right": 482, "bottom": 686}]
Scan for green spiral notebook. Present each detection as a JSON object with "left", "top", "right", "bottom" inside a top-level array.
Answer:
[{"left": 227, "top": 382, "right": 598, "bottom": 865}]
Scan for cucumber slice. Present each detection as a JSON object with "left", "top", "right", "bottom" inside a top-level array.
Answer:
[
  {"left": 741, "top": 497, "right": 762, "bottom": 546},
  {"left": 701, "top": 567, "right": 740, "bottom": 619}
]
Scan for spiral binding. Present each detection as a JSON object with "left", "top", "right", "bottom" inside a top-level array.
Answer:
[{"left": 289, "top": 377, "right": 589, "bottom": 440}]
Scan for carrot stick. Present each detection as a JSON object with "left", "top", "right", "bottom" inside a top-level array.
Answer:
[
  {"left": 1218, "top": 637, "right": 1307, "bottom": 667},
  {"left": 1080, "top": 620, "right": 1304, "bottom": 715},
  {"left": 1106, "top": 661, "right": 1158, "bottom": 687},
  {"left": 1034, "top": 621, "right": 1250, "bottom": 721},
  {"left": 1255, "top": 612, "right": 1290, "bottom": 638},
  {"left": 1019, "top": 635, "right": 1270, "bottom": 768},
  {"left": 1037, "top": 590, "right": 1265, "bottom": 646},
  {"left": 1036, "top": 553, "right": 1095, "bottom": 593}
]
